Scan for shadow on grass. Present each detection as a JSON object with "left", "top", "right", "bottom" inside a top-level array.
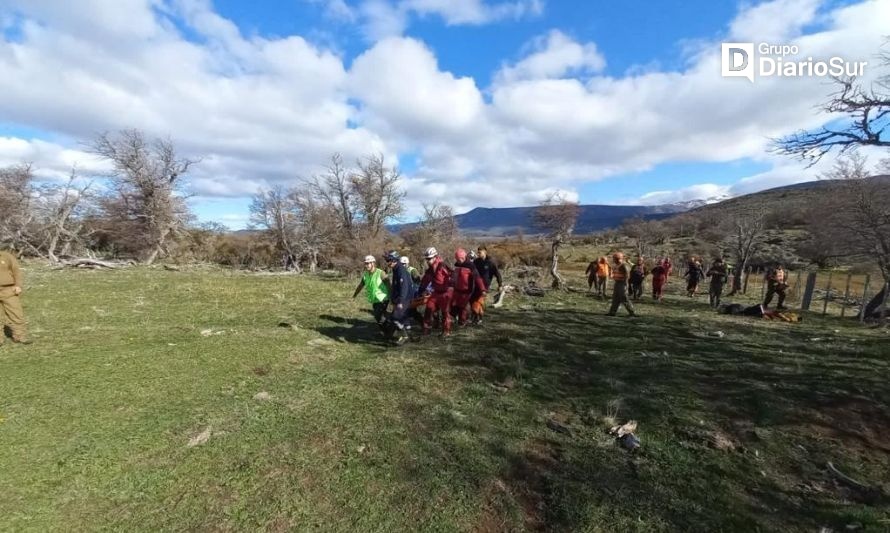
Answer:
[
  {"left": 315, "top": 313, "right": 391, "bottom": 347},
  {"left": 379, "top": 294, "right": 890, "bottom": 531}
]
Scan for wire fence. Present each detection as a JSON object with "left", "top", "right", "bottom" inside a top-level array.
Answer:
[{"left": 737, "top": 268, "right": 887, "bottom": 320}]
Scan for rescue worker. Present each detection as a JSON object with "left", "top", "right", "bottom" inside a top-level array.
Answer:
[
  {"left": 352, "top": 255, "right": 390, "bottom": 331},
  {"left": 419, "top": 247, "right": 454, "bottom": 337},
  {"left": 451, "top": 248, "right": 485, "bottom": 327},
  {"left": 590, "top": 256, "right": 610, "bottom": 297},
  {"left": 607, "top": 252, "right": 636, "bottom": 317},
  {"left": 764, "top": 264, "right": 788, "bottom": 309},
  {"left": 401, "top": 255, "right": 421, "bottom": 285},
  {"left": 650, "top": 259, "right": 668, "bottom": 301},
  {"left": 585, "top": 259, "right": 598, "bottom": 292},
  {"left": 629, "top": 256, "right": 647, "bottom": 300},
  {"left": 467, "top": 250, "right": 484, "bottom": 325},
  {"left": 0, "top": 249, "right": 30, "bottom": 345},
  {"left": 383, "top": 250, "right": 414, "bottom": 344},
  {"left": 684, "top": 257, "right": 705, "bottom": 298},
  {"left": 474, "top": 246, "right": 502, "bottom": 291},
  {"left": 706, "top": 257, "right": 729, "bottom": 308}
]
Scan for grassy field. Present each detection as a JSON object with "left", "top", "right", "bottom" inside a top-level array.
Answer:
[{"left": 1, "top": 263, "right": 889, "bottom": 532}]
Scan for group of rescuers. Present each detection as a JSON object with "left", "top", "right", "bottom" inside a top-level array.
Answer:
[
  {"left": 585, "top": 254, "right": 788, "bottom": 312},
  {"left": 351, "top": 244, "right": 790, "bottom": 344},
  {"left": 0, "top": 246, "right": 787, "bottom": 347},
  {"left": 352, "top": 246, "right": 503, "bottom": 343}
]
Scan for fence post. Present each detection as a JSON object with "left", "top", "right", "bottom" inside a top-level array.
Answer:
[
  {"left": 858, "top": 275, "right": 871, "bottom": 323},
  {"left": 822, "top": 272, "right": 833, "bottom": 316},
  {"left": 840, "top": 273, "right": 852, "bottom": 317},
  {"left": 801, "top": 272, "right": 817, "bottom": 311},
  {"left": 794, "top": 271, "right": 802, "bottom": 302}
]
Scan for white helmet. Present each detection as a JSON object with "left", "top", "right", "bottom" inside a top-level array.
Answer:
[
  {"left": 424, "top": 247, "right": 438, "bottom": 259},
  {"left": 399, "top": 256, "right": 410, "bottom": 265},
  {"left": 363, "top": 255, "right": 376, "bottom": 264}
]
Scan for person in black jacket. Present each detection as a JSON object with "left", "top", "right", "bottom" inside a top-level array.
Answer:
[
  {"left": 383, "top": 250, "right": 414, "bottom": 344},
  {"left": 706, "top": 258, "right": 729, "bottom": 308},
  {"left": 474, "top": 246, "right": 502, "bottom": 290}
]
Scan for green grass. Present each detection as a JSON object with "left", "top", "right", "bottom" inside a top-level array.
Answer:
[{"left": 1, "top": 264, "right": 888, "bottom": 532}]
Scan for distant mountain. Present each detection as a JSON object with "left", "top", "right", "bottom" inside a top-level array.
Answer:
[{"left": 393, "top": 203, "right": 689, "bottom": 237}]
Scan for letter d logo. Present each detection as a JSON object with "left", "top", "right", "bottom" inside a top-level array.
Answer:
[{"left": 722, "top": 43, "right": 754, "bottom": 82}]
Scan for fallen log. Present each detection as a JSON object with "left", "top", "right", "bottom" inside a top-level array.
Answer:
[{"left": 65, "top": 259, "right": 124, "bottom": 269}]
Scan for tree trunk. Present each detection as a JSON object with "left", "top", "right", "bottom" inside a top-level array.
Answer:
[
  {"left": 144, "top": 225, "right": 172, "bottom": 265},
  {"left": 308, "top": 250, "right": 318, "bottom": 274},
  {"left": 728, "top": 258, "right": 748, "bottom": 296},
  {"left": 550, "top": 240, "right": 563, "bottom": 289}
]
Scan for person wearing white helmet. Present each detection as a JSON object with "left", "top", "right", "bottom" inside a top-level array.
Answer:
[
  {"left": 400, "top": 255, "right": 421, "bottom": 285},
  {"left": 352, "top": 254, "right": 391, "bottom": 329},
  {"left": 418, "top": 246, "right": 454, "bottom": 336}
]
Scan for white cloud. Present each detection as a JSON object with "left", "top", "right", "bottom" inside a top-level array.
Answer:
[
  {"left": 404, "top": 0, "right": 543, "bottom": 25},
  {"left": 348, "top": 37, "right": 486, "bottom": 142},
  {"left": 0, "top": 137, "right": 110, "bottom": 181},
  {"left": 495, "top": 30, "right": 606, "bottom": 84},
  {"left": 0, "top": 0, "right": 887, "bottom": 223}
]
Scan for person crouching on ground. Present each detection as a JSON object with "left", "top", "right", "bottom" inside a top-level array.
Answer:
[
  {"left": 706, "top": 257, "right": 729, "bottom": 308},
  {"left": 608, "top": 252, "right": 636, "bottom": 317},
  {"left": 383, "top": 250, "right": 414, "bottom": 344},
  {"left": 352, "top": 255, "right": 390, "bottom": 333},
  {"left": 419, "top": 247, "right": 454, "bottom": 337},
  {"left": 650, "top": 259, "right": 667, "bottom": 301}
]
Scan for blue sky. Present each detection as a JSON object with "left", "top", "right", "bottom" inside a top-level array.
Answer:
[{"left": 0, "top": 0, "right": 885, "bottom": 228}]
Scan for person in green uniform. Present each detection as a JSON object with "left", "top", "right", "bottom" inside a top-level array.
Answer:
[
  {"left": 0, "top": 249, "right": 31, "bottom": 345},
  {"left": 352, "top": 255, "right": 391, "bottom": 329},
  {"left": 607, "top": 252, "right": 636, "bottom": 317}
]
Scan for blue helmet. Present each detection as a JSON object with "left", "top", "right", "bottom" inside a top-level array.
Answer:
[{"left": 383, "top": 250, "right": 401, "bottom": 263}]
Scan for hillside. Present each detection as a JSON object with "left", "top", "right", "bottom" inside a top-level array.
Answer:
[{"left": 688, "top": 175, "right": 890, "bottom": 221}]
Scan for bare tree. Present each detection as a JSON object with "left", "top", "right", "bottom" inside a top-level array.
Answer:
[
  {"left": 91, "top": 130, "right": 197, "bottom": 264},
  {"left": 772, "top": 43, "right": 890, "bottom": 164},
  {"left": 0, "top": 163, "right": 36, "bottom": 253},
  {"left": 249, "top": 185, "right": 301, "bottom": 270},
  {"left": 291, "top": 190, "right": 340, "bottom": 273},
  {"left": 815, "top": 153, "right": 890, "bottom": 282},
  {"left": 308, "top": 153, "right": 356, "bottom": 240},
  {"left": 37, "top": 169, "right": 95, "bottom": 262},
  {"left": 533, "top": 192, "right": 580, "bottom": 289},
  {"left": 351, "top": 154, "right": 405, "bottom": 239},
  {"left": 723, "top": 204, "right": 768, "bottom": 295},
  {"left": 401, "top": 202, "right": 459, "bottom": 254}
]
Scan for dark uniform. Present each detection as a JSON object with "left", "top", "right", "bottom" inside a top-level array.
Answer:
[
  {"left": 473, "top": 255, "right": 502, "bottom": 290},
  {"left": 608, "top": 261, "right": 636, "bottom": 316},
  {"left": 706, "top": 262, "right": 729, "bottom": 308},
  {"left": 0, "top": 250, "right": 28, "bottom": 344},
  {"left": 764, "top": 267, "right": 788, "bottom": 309}
]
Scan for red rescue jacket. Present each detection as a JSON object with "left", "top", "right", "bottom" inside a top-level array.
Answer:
[{"left": 420, "top": 258, "right": 453, "bottom": 294}]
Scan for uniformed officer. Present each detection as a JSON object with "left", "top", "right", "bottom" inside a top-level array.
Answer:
[{"left": 0, "top": 249, "right": 31, "bottom": 345}]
